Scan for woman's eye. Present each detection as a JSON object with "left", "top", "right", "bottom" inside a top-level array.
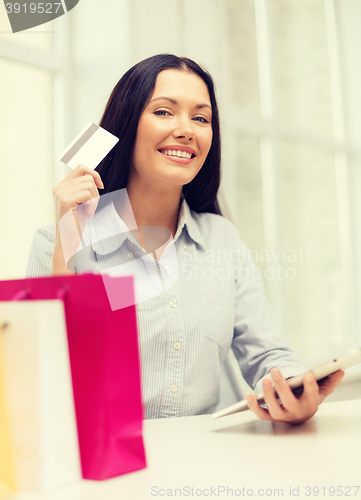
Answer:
[
  {"left": 154, "top": 110, "right": 209, "bottom": 123},
  {"left": 154, "top": 110, "right": 170, "bottom": 116},
  {"left": 193, "top": 116, "right": 209, "bottom": 123}
]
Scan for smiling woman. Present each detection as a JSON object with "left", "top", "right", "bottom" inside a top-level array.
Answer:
[
  {"left": 26, "top": 54, "right": 344, "bottom": 423},
  {"left": 95, "top": 54, "right": 221, "bottom": 215},
  {"left": 127, "top": 69, "right": 214, "bottom": 236}
]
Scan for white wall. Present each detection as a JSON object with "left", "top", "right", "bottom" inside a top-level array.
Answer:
[
  {"left": 69, "top": 0, "right": 133, "bottom": 137},
  {"left": 337, "top": 0, "right": 361, "bottom": 346}
]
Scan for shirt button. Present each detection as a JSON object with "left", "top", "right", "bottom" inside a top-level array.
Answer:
[
  {"left": 170, "top": 384, "right": 178, "bottom": 392},
  {"left": 127, "top": 252, "right": 134, "bottom": 259},
  {"left": 165, "top": 266, "right": 171, "bottom": 274},
  {"left": 173, "top": 342, "right": 182, "bottom": 350},
  {"left": 183, "top": 244, "right": 187, "bottom": 250},
  {"left": 169, "top": 299, "right": 178, "bottom": 308}
]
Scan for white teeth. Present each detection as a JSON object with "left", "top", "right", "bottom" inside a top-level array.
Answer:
[{"left": 160, "top": 149, "right": 192, "bottom": 159}]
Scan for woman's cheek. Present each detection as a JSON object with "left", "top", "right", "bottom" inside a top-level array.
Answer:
[{"left": 201, "top": 127, "right": 213, "bottom": 146}]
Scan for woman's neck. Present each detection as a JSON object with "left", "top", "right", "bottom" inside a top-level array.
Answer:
[{"left": 123, "top": 179, "right": 183, "bottom": 238}]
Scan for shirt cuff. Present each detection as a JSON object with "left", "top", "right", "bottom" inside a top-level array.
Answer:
[{"left": 253, "top": 364, "right": 307, "bottom": 394}]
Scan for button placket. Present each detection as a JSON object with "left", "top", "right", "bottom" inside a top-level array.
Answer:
[{"left": 159, "top": 290, "right": 185, "bottom": 418}]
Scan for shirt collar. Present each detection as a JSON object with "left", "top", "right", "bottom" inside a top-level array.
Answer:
[
  {"left": 88, "top": 201, "right": 135, "bottom": 255},
  {"left": 174, "top": 198, "right": 205, "bottom": 250},
  {"left": 89, "top": 197, "right": 205, "bottom": 255}
]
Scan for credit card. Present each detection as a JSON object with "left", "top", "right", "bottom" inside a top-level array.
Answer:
[{"left": 58, "top": 122, "right": 119, "bottom": 170}]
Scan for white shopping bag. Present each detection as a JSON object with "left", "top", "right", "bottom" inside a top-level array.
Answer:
[{"left": 0, "top": 300, "right": 81, "bottom": 492}]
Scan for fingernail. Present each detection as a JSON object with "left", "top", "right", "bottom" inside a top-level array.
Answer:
[
  {"left": 246, "top": 394, "right": 254, "bottom": 404},
  {"left": 263, "top": 378, "right": 272, "bottom": 389},
  {"left": 271, "top": 368, "right": 281, "bottom": 381}
]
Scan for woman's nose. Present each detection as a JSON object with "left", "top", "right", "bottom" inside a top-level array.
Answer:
[{"left": 172, "top": 118, "right": 194, "bottom": 141}]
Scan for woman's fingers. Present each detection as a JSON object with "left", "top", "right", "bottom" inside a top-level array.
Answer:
[
  {"left": 55, "top": 165, "right": 103, "bottom": 198},
  {"left": 58, "top": 175, "right": 100, "bottom": 198},
  {"left": 269, "top": 370, "right": 319, "bottom": 420},
  {"left": 56, "top": 187, "right": 98, "bottom": 212},
  {"left": 317, "top": 370, "right": 344, "bottom": 402},
  {"left": 247, "top": 370, "right": 320, "bottom": 423},
  {"left": 66, "top": 164, "right": 104, "bottom": 190},
  {"left": 299, "top": 372, "right": 320, "bottom": 405},
  {"left": 269, "top": 368, "right": 301, "bottom": 413},
  {"left": 247, "top": 369, "right": 345, "bottom": 425},
  {"left": 59, "top": 177, "right": 100, "bottom": 217},
  {"left": 54, "top": 167, "right": 103, "bottom": 220},
  {"left": 261, "top": 377, "right": 286, "bottom": 420},
  {"left": 246, "top": 393, "right": 273, "bottom": 421}
]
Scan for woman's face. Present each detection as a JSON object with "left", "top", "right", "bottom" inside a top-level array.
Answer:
[{"left": 131, "top": 69, "right": 213, "bottom": 190}]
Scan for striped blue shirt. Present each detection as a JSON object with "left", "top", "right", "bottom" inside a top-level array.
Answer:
[{"left": 26, "top": 197, "right": 306, "bottom": 419}]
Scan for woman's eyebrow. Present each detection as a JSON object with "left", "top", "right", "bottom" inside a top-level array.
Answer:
[{"left": 149, "top": 96, "right": 212, "bottom": 111}]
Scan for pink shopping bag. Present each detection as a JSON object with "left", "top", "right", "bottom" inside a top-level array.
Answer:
[{"left": 0, "top": 274, "right": 146, "bottom": 480}]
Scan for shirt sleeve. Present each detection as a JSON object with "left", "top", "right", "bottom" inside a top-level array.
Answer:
[
  {"left": 26, "top": 224, "right": 56, "bottom": 278},
  {"left": 229, "top": 225, "right": 307, "bottom": 393}
]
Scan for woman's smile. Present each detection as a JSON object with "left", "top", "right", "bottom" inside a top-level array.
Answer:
[{"left": 158, "top": 145, "right": 197, "bottom": 164}]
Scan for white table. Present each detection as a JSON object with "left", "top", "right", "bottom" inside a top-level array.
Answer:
[{"left": 13, "top": 399, "right": 361, "bottom": 500}]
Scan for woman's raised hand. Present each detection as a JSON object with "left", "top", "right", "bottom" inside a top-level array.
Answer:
[
  {"left": 53, "top": 164, "right": 104, "bottom": 222},
  {"left": 51, "top": 165, "right": 104, "bottom": 275}
]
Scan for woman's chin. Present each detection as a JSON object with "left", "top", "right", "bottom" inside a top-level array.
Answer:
[{"left": 153, "top": 170, "right": 197, "bottom": 187}]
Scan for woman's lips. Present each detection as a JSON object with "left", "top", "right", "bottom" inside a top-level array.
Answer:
[{"left": 158, "top": 150, "right": 196, "bottom": 164}]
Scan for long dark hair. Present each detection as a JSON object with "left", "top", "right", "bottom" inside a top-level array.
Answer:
[{"left": 96, "top": 54, "right": 222, "bottom": 215}]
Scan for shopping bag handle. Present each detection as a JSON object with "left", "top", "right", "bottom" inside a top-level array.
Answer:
[
  {"left": 55, "top": 285, "right": 69, "bottom": 300},
  {"left": 10, "top": 285, "right": 69, "bottom": 301},
  {"left": 11, "top": 288, "right": 31, "bottom": 301}
]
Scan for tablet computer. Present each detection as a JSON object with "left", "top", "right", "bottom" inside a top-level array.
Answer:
[{"left": 212, "top": 347, "right": 361, "bottom": 419}]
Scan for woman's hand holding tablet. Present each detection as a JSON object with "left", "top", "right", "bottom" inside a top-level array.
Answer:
[
  {"left": 212, "top": 348, "right": 361, "bottom": 424},
  {"left": 245, "top": 368, "right": 344, "bottom": 425}
]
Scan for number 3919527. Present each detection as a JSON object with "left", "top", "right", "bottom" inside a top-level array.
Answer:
[{"left": 5, "top": 3, "right": 62, "bottom": 14}]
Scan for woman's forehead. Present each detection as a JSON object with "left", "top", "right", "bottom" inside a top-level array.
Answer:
[{"left": 151, "top": 69, "right": 211, "bottom": 105}]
